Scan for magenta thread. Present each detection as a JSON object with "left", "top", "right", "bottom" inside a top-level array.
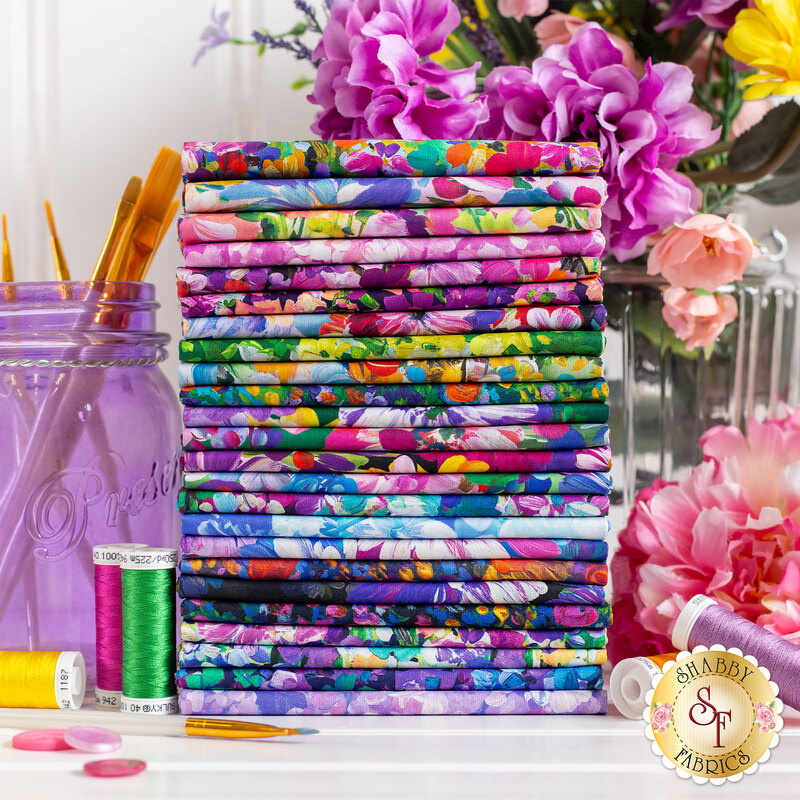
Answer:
[
  {"left": 674, "top": 594, "right": 800, "bottom": 711},
  {"left": 93, "top": 544, "right": 146, "bottom": 706}
]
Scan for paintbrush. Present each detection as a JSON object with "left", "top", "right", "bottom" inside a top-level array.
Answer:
[
  {"left": 0, "top": 709, "right": 319, "bottom": 740},
  {"left": 2, "top": 213, "right": 13, "bottom": 282},
  {"left": 136, "top": 197, "right": 179, "bottom": 281},
  {"left": 44, "top": 200, "right": 70, "bottom": 281},
  {"left": 91, "top": 176, "right": 142, "bottom": 282},
  {"left": 108, "top": 147, "right": 180, "bottom": 282}
]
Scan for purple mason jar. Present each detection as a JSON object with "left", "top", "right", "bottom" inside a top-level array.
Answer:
[{"left": 0, "top": 282, "right": 180, "bottom": 676}]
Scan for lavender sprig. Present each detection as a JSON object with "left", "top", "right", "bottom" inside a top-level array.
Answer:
[
  {"left": 454, "top": 0, "right": 507, "bottom": 68},
  {"left": 294, "top": 0, "right": 323, "bottom": 33},
  {"left": 252, "top": 29, "right": 321, "bottom": 67}
]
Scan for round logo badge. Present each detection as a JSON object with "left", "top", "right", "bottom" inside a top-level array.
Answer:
[{"left": 644, "top": 646, "right": 783, "bottom": 785}]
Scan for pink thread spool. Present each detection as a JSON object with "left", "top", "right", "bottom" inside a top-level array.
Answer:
[
  {"left": 673, "top": 594, "right": 800, "bottom": 711},
  {"left": 93, "top": 544, "right": 146, "bottom": 709}
]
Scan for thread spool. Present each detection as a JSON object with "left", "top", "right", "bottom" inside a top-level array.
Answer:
[
  {"left": 94, "top": 543, "right": 148, "bottom": 709},
  {"left": 120, "top": 548, "right": 177, "bottom": 715},
  {"left": 0, "top": 650, "right": 86, "bottom": 709},
  {"left": 609, "top": 653, "right": 678, "bottom": 719},
  {"left": 673, "top": 594, "right": 800, "bottom": 711}
]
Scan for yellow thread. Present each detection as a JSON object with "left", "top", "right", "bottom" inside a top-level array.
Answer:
[{"left": 0, "top": 650, "right": 60, "bottom": 708}]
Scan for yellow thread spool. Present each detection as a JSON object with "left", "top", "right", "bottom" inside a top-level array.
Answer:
[{"left": 0, "top": 650, "right": 86, "bottom": 709}]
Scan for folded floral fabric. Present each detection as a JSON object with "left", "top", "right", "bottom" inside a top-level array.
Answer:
[
  {"left": 182, "top": 423, "right": 609, "bottom": 453},
  {"left": 179, "top": 558, "right": 608, "bottom": 585},
  {"left": 180, "top": 622, "right": 607, "bottom": 649},
  {"left": 179, "top": 536, "right": 609, "bottom": 562},
  {"left": 182, "top": 140, "right": 603, "bottom": 182},
  {"left": 175, "top": 666, "right": 604, "bottom": 692},
  {"left": 178, "top": 688, "right": 607, "bottom": 715},
  {"left": 182, "top": 306, "right": 607, "bottom": 341},
  {"left": 178, "top": 642, "right": 607, "bottom": 669},
  {"left": 177, "top": 257, "right": 602, "bottom": 295},
  {"left": 181, "top": 471, "right": 612, "bottom": 496},
  {"left": 178, "top": 355, "right": 604, "bottom": 387},
  {"left": 184, "top": 176, "right": 608, "bottom": 213},
  {"left": 178, "top": 206, "right": 602, "bottom": 246},
  {"left": 177, "top": 576, "right": 606, "bottom": 605},
  {"left": 179, "top": 280, "right": 604, "bottom": 317},
  {"left": 180, "top": 598, "right": 613, "bottom": 629},
  {"left": 180, "top": 513, "right": 610, "bottom": 540},
  {"left": 179, "top": 331, "right": 605, "bottom": 364},
  {"left": 183, "top": 231, "right": 606, "bottom": 268},
  {"left": 179, "top": 379, "right": 609, "bottom": 407},
  {"left": 182, "top": 403, "right": 610, "bottom": 429},
  {"left": 178, "top": 491, "right": 609, "bottom": 518}
]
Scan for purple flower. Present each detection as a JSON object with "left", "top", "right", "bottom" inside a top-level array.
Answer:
[
  {"left": 478, "top": 23, "right": 719, "bottom": 260},
  {"left": 309, "top": 0, "right": 488, "bottom": 139},
  {"left": 652, "top": 0, "right": 748, "bottom": 31},
  {"left": 193, "top": 6, "right": 231, "bottom": 67}
]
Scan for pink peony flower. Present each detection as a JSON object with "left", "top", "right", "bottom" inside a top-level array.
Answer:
[
  {"left": 610, "top": 407, "right": 800, "bottom": 663},
  {"left": 754, "top": 702, "right": 776, "bottom": 733},
  {"left": 533, "top": 13, "right": 644, "bottom": 76},
  {"left": 661, "top": 287, "right": 738, "bottom": 351},
  {"left": 648, "top": 214, "right": 756, "bottom": 291},
  {"left": 651, "top": 702, "right": 673, "bottom": 733},
  {"left": 309, "top": 0, "right": 488, "bottom": 139},
  {"left": 478, "top": 23, "right": 719, "bottom": 260},
  {"left": 498, "top": 0, "right": 548, "bottom": 22}
]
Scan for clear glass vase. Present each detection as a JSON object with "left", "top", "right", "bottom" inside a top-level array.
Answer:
[
  {"left": 0, "top": 282, "right": 181, "bottom": 675},
  {"left": 604, "top": 264, "right": 800, "bottom": 512}
]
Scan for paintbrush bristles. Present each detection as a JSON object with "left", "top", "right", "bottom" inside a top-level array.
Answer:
[
  {"left": 2, "top": 213, "right": 13, "bottom": 283},
  {"left": 44, "top": 199, "right": 70, "bottom": 281},
  {"left": 91, "top": 175, "right": 143, "bottom": 282}
]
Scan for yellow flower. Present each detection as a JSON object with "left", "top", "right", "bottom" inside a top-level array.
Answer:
[{"left": 724, "top": 0, "right": 800, "bottom": 99}]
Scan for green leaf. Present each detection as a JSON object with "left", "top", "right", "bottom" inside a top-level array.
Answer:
[
  {"left": 257, "top": 44, "right": 266, "bottom": 56},
  {"left": 747, "top": 173, "right": 800, "bottom": 205},
  {"left": 291, "top": 76, "right": 314, "bottom": 90},
  {"left": 287, "top": 22, "right": 309, "bottom": 36},
  {"left": 728, "top": 102, "right": 800, "bottom": 174}
]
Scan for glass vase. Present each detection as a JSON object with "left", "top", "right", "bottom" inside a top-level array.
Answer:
[
  {"left": 604, "top": 264, "right": 800, "bottom": 512},
  {"left": 0, "top": 281, "right": 181, "bottom": 675}
]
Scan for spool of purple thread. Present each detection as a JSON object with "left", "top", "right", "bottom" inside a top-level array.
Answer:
[
  {"left": 93, "top": 544, "right": 146, "bottom": 710},
  {"left": 673, "top": 594, "right": 800, "bottom": 711}
]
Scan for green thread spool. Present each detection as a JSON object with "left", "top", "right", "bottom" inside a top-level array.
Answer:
[{"left": 120, "top": 548, "right": 177, "bottom": 715}]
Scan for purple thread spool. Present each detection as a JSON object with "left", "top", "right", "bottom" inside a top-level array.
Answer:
[
  {"left": 673, "top": 594, "right": 800, "bottom": 711},
  {"left": 93, "top": 544, "right": 146, "bottom": 709}
]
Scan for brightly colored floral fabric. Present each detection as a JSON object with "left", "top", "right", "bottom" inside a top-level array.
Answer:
[
  {"left": 179, "top": 536, "right": 609, "bottom": 562},
  {"left": 179, "top": 379, "right": 609, "bottom": 407},
  {"left": 179, "top": 599, "right": 613, "bottom": 629},
  {"left": 179, "top": 557, "right": 608, "bottom": 584},
  {"left": 177, "top": 688, "right": 607, "bottom": 715},
  {"left": 181, "top": 470, "right": 612, "bottom": 495},
  {"left": 184, "top": 175, "right": 608, "bottom": 213},
  {"left": 175, "top": 666, "right": 604, "bottom": 691},
  {"left": 182, "top": 140, "right": 603, "bottom": 181},
  {"left": 180, "top": 621, "right": 607, "bottom": 648},
  {"left": 183, "top": 231, "right": 606, "bottom": 268},
  {"left": 177, "top": 257, "right": 602, "bottom": 295},
  {"left": 180, "top": 514, "right": 610, "bottom": 540}
]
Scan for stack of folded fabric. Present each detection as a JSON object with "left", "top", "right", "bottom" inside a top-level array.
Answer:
[{"left": 175, "top": 139, "right": 612, "bottom": 717}]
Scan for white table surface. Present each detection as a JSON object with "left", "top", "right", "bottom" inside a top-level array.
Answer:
[{"left": 2, "top": 705, "right": 799, "bottom": 799}]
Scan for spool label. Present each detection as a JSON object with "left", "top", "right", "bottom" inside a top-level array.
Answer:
[
  {"left": 95, "top": 689, "right": 122, "bottom": 709},
  {"left": 644, "top": 647, "right": 783, "bottom": 785},
  {"left": 121, "top": 695, "right": 178, "bottom": 715}
]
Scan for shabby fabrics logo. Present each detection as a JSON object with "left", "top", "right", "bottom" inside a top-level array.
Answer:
[{"left": 644, "top": 646, "right": 783, "bottom": 785}]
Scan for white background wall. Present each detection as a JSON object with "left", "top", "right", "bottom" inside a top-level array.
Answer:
[{"left": 1, "top": 0, "right": 799, "bottom": 376}]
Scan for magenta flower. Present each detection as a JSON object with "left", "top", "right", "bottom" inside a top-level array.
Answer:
[
  {"left": 478, "top": 23, "right": 719, "bottom": 261},
  {"left": 309, "top": 0, "right": 488, "bottom": 139},
  {"left": 652, "top": 0, "right": 749, "bottom": 32}
]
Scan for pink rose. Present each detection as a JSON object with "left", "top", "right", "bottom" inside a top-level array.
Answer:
[
  {"left": 534, "top": 12, "right": 644, "bottom": 77},
  {"left": 499, "top": 0, "right": 548, "bottom": 22},
  {"left": 647, "top": 213, "right": 756, "bottom": 291},
  {"left": 754, "top": 702, "right": 776, "bottom": 733},
  {"left": 662, "top": 287, "right": 738, "bottom": 351},
  {"left": 651, "top": 702, "right": 673, "bottom": 733}
]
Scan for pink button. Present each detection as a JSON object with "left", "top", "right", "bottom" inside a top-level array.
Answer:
[
  {"left": 83, "top": 758, "right": 147, "bottom": 778},
  {"left": 64, "top": 726, "right": 122, "bottom": 754},
  {"left": 12, "top": 730, "right": 73, "bottom": 751}
]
